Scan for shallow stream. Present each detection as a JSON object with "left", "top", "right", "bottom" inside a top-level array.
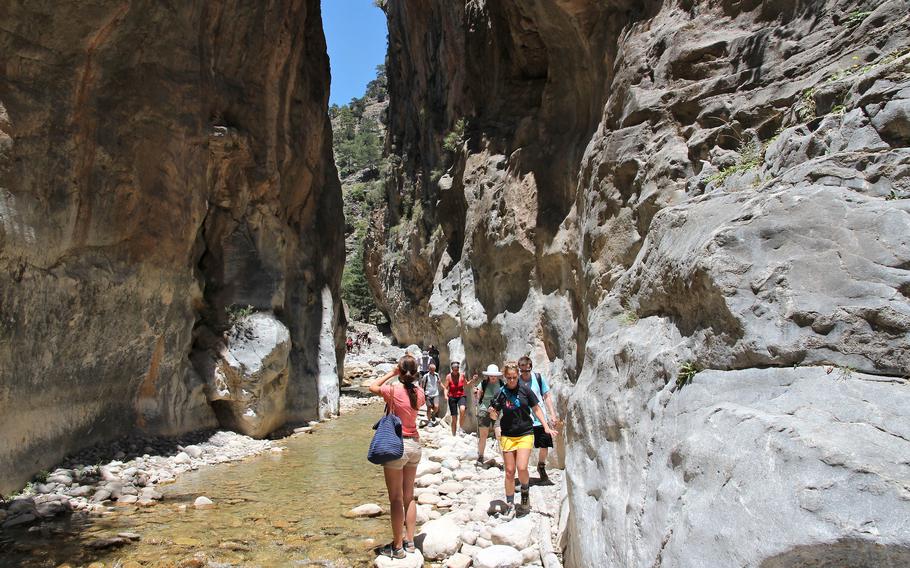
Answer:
[{"left": 0, "top": 402, "right": 389, "bottom": 567}]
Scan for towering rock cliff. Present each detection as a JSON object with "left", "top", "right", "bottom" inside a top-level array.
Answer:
[
  {"left": 369, "top": 0, "right": 910, "bottom": 566},
  {"left": 0, "top": 1, "right": 344, "bottom": 495}
]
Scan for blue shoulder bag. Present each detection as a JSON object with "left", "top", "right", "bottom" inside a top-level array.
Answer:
[{"left": 367, "top": 402, "right": 404, "bottom": 464}]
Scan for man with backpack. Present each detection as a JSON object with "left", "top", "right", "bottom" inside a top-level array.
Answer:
[
  {"left": 419, "top": 363, "right": 441, "bottom": 426},
  {"left": 474, "top": 363, "right": 504, "bottom": 467},
  {"left": 517, "top": 356, "right": 559, "bottom": 482},
  {"left": 418, "top": 350, "right": 432, "bottom": 375}
]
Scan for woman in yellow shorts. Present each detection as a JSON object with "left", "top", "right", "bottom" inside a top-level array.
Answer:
[{"left": 487, "top": 362, "right": 558, "bottom": 516}]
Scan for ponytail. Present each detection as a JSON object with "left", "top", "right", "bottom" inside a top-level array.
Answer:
[{"left": 399, "top": 354, "right": 420, "bottom": 409}]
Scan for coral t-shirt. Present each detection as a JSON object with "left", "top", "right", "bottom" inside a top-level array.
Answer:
[{"left": 380, "top": 384, "right": 426, "bottom": 438}]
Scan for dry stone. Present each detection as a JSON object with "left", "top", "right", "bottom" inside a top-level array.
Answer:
[{"left": 370, "top": 2, "right": 910, "bottom": 567}]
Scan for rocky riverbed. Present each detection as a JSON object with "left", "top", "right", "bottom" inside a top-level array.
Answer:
[
  {"left": 349, "top": 421, "right": 565, "bottom": 568},
  {"left": 0, "top": 394, "right": 375, "bottom": 534}
]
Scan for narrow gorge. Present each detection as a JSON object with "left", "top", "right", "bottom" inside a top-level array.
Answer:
[{"left": 1, "top": 0, "right": 908, "bottom": 567}]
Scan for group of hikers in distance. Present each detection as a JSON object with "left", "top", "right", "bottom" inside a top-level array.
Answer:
[{"left": 368, "top": 348, "right": 560, "bottom": 560}]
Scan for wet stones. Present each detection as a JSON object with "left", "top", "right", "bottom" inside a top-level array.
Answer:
[
  {"left": 193, "top": 496, "right": 215, "bottom": 510},
  {"left": 346, "top": 503, "right": 384, "bottom": 518}
]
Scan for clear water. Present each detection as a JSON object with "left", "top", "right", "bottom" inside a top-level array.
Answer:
[{"left": 0, "top": 402, "right": 389, "bottom": 567}]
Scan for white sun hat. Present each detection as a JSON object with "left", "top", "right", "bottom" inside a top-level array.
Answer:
[{"left": 483, "top": 363, "right": 503, "bottom": 376}]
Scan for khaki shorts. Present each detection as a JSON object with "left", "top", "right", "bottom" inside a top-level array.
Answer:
[{"left": 384, "top": 437, "right": 422, "bottom": 470}]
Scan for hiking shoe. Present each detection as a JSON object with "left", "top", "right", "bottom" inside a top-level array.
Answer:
[
  {"left": 403, "top": 539, "right": 416, "bottom": 553},
  {"left": 519, "top": 489, "right": 531, "bottom": 515},
  {"left": 476, "top": 456, "right": 485, "bottom": 468},
  {"left": 537, "top": 463, "right": 549, "bottom": 482},
  {"left": 378, "top": 543, "right": 406, "bottom": 559}
]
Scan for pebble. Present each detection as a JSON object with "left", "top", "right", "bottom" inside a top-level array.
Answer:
[
  {"left": 140, "top": 487, "right": 163, "bottom": 500},
  {"left": 444, "top": 552, "right": 473, "bottom": 568},
  {"left": 438, "top": 481, "right": 464, "bottom": 495},
  {"left": 183, "top": 445, "right": 204, "bottom": 458},
  {"left": 373, "top": 549, "right": 424, "bottom": 568},
  {"left": 416, "top": 473, "right": 443, "bottom": 487},
  {"left": 2, "top": 513, "right": 36, "bottom": 528},
  {"left": 47, "top": 474, "right": 73, "bottom": 486},
  {"left": 418, "top": 493, "right": 441, "bottom": 505},
  {"left": 521, "top": 545, "right": 541, "bottom": 564},
  {"left": 491, "top": 517, "right": 534, "bottom": 550},
  {"left": 416, "top": 462, "right": 442, "bottom": 476},
  {"left": 474, "top": 545, "right": 524, "bottom": 568},
  {"left": 219, "top": 541, "right": 251, "bottom": 551},
  {"left": 194, "top": 496, "right": 215, "bottom": 510},
  {"left": 85, "top": 536, "right": 130, "bottom": 550},
  {"left": 347, "top": 503, "right": 384, "bottom": 518},
  {"left": 91, "top": 489, "right": 112, "bottom": 503},
  {"left": 67, "top": 485, "right": 93, "bottom": 497},
  {"left": 418, "top": 517, "right": 461, "bottom": 559}
]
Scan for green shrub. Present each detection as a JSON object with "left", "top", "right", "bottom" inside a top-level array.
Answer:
[
  {"left": 227, "top": 304, "right": 254, "bottom": 327},
  {"left": 844, "top": 10, "right": 871, "bottom": 26},
  {"left": 706, "top": 140, "right": 764, "bottom": 185},
  {"left": 676, "top": 361, "right": 700, "bottom": 389},
  {"left": 443, "top": 118, "right": 466, "bottom": 153},
  {"left": 619, "top": 310, "right": 639, "bottom": 326}
]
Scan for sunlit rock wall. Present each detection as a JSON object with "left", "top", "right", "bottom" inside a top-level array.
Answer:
[
  {"left": 0, "top": 0, "right": 344, "bottom": 495},
  {"left": 371, "top": 0, "right": 910, "bottom": 565}
]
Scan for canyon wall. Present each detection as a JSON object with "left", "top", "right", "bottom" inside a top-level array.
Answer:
[
  {"left": 0, "top": 0, "right": 344, "bottom": 495},
  {"left": 369, "top": 0, "right": 910, "bottom": 566}
]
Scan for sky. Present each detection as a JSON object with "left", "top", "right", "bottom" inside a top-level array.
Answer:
[{"left": 321, "top": 0, "right": 388, "bottom": 107}]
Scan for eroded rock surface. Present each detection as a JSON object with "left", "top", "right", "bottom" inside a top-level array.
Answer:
[
  {"left": 197, "top": 312, "right": 291, "bottom": 438},
  {"left": 370, "top": 1, "right": 910, "bottom": 566},
  {"left": 0, "top": 1, "right": 344, "bottom": 494}
]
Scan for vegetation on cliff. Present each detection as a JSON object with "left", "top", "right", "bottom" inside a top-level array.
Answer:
[{"left": 331, "top": 66, "right": 387, "bottom": 323}]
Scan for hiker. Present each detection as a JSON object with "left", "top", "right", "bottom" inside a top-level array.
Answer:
[
  {"left": 368, "top": 354, "right": 426, "bottom": 560},
  {"left": 442, "top": 361, "right": 477, "bottom": 436},
  {"left": 518, "top": 356, "right": 559, "bottom": 482},
  {"left": 487, "top": 362, "right": 557, "bottom": 516},
  {"left": 427, "top": 344, "right": 441, "bottom": 370},
  {"left": 346, "top": 336, "right": 353, "bottom": 353},
  {"left": 418, "top": 350, "right": 432, "bottom": 375},
  {"left": 420, "top": 363, "right": 441, "bottom": 426},
  {"left": 475, "top": 363, "right": 504, "bottom": 467}
]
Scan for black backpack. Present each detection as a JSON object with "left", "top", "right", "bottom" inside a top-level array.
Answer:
[{"left": 479, "top": 377, "right": 504, "bottom": 407}]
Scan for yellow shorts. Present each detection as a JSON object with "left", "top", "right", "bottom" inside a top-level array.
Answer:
[{"left": 500, "top": 434, "right": 534, "bottom": 452}]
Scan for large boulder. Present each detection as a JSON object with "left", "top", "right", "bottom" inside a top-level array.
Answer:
[
  {"left": 417, "top": 517, "right": 461, "bottom": 560},
  {"left": 200, "top": 312, "right": 291, "bottom": 437}
]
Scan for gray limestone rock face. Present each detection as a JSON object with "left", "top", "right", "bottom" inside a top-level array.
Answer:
[
  {"left": 0, "top": 0, "right": 344, "bottom": 494},
  {"left": 202, "top": 313, "right": 291, "bottom": 438},
  {"left": 372, "top": 0, "right": 910, "bottom": 566}
]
